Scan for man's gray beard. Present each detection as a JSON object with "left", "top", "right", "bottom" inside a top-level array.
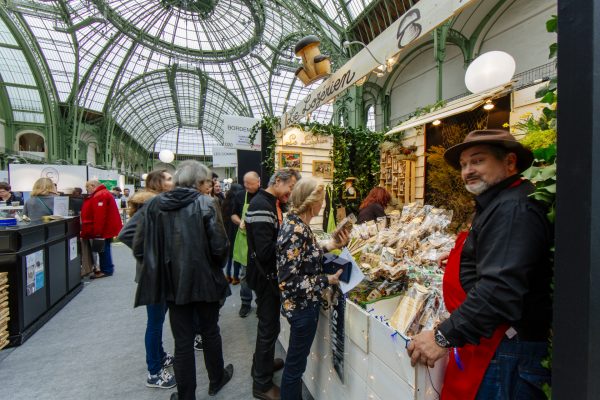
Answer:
[{"left": 465, "top": 181, "right": 491, "bottom": 195}]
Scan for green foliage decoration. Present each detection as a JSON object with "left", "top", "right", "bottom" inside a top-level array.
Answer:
[
  {"left": 249, "top": 116, "right": 280, "bottom": 178},
  {"left": 517, "top": 16, "right": 556, "bottom": 398},
  {"left": 250, "top": 118, "right": 385, "bottom": 216},
  {"left": 398, "top": 100, "right": 447, "bottom": 125},
  {"left": 519, "top": 86, "right": 556, "bottom": 400}
]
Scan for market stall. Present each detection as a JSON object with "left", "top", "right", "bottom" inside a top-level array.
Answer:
[{"left": 278, "top": 202, "right": 457, "bottom": 399}]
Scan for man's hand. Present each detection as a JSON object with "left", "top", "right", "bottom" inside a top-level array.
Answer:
[
  {"left": 407, "top": 330, "right": 448, "bottom": 368},
  {"left": 239, "top": 220, "right": 246, "bottom": 231},
  {"left": 437, "top": 252, "right": 450, "bottom": 268}
]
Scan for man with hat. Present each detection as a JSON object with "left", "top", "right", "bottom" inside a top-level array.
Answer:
[{"left": 407, "top": 129, "right": 553, "bottom": 399}]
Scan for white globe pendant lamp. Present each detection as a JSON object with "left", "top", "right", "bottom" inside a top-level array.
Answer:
[
  {"left": 158, "top": 149, "right": 175, "bottom": 163},
  {"left": 465, "top": 51, "right": 516, "bottom": 94}
]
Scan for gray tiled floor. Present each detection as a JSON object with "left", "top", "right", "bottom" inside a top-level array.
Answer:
[{"left": 0, "top": 243, "right": 311, "bottom": 400}]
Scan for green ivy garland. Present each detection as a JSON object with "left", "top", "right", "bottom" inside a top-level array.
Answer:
[
  {"left": 250, "top": 118, "right": 385, "bottom": 215},
  {"left": 249, "top": 116, "right": 279, "bottom": 178}
]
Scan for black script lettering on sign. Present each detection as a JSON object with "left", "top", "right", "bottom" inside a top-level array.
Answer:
[{"left": 397, "top": 9, "right": 422, "bottom": 49}]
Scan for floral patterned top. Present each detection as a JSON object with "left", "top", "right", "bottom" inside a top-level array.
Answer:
[{"left": 277, "top": 213, "right": 329, "bottom": 319}]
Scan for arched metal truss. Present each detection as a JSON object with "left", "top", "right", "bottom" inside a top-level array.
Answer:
[{"left": 0, "top": 0, "right": 515, "bottom": 163}]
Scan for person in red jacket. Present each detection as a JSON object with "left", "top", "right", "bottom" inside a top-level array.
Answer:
[{"left": 81, "top": 180, "right": 123, "bottom": 278}]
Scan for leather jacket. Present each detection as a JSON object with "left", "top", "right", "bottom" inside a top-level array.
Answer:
[{"left": 132, "top": 187, "right": 230, "bottom": 306}]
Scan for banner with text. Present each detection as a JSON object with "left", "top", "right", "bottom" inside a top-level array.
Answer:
[
  {"left": 212, "top": 146, "right": 238, "bottom": 167},
  {"left": 281, "top": 0, "right": 477, "bottom": 128},
  {"left": 223, "top": 115, "right": 261, "bottom": 151}
]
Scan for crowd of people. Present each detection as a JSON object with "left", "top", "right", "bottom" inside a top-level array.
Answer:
[{"left": 7, "top": 127, "right": 551, "bottom": 400}]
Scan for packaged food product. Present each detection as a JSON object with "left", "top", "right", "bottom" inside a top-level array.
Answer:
[{"left": 389, "top": 283, "right": 430, "bottom": 334}]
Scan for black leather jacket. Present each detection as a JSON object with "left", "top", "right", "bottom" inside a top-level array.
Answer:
[
  {"left": 438, "top": 175, "right": 553, "bottom": 346},
  {"left": 132, "top": 187, "right": 230, "bottom": 306}
]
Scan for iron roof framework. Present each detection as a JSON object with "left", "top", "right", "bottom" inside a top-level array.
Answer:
[{"left": 0, "top": 0, "right": 387, "bottom": 159}]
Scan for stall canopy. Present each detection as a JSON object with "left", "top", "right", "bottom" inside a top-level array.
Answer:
[{"left": 385, "top": 83, "right": 514, "bottom": 135}]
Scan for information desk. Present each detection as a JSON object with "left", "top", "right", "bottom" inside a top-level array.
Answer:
[
  {"left": 0, "top": 217, "right": 82, "bottom": 346},
  {"left": 278, "top": 297, "right": 446, "bottom": 400}
]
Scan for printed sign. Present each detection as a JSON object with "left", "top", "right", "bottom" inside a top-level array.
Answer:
[
  {"left": 25, "top": 250, "right": 44, "bottom": 296},
  {"left": 212, "top": 146, "right": 238, "bottom": 167},
  {"left": 282, "top": 0, "right": 477, "bottom": 128},
  {"left": 53, "top": 196, "right": 69, "bottom": 217},
  {"left": 223, "top": 115, "right": 261, "bottom": 151},
  {"left": 99, "top": 179, "right": 118, "bottom": 190},
  {"left": 331, "top": 290, "right": 345, "bottom": 382},
  {"left": 69, "top": 237, "right": 78, "bottom": 261},
  {"left": 88, "top": 167, "right": 119, "bottom": 182}
]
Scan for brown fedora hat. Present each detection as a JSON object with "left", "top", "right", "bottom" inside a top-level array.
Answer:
[{"left": 444, "top": 129, "right": 533, "bottom": 172}]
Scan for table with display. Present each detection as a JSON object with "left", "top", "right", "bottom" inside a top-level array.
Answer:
[
  {"left": 278, "top": 297, "right": 446, "bottom": 400},
  {"left": 0, "top": 217, "right": 82, "bottom": 346}
]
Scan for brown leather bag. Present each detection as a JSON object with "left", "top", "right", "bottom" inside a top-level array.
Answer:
[{"left": 80, "top": 239, "right": 94, "bottom": 277}]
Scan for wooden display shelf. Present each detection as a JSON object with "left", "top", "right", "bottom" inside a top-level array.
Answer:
[{"left": 380, "top": 149, "right": 416, "bottom": 203}]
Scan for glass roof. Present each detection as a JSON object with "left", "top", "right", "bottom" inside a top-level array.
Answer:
[
  {"left": 0, "top": 18, "right": 45, "bottom": 123},
  {"left": 0, "top": 0, "right": 385, "bottom": 155}
]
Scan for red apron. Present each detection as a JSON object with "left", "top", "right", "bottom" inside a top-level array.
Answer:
[{"left": 441, "top": 179, "right": 523, "bottom": 399}]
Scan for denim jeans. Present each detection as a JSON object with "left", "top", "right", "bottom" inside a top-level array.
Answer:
[
  {"left": 145, "top": 303, "right": 167, "bottom": 375},
  {"left": 281, "top": 305, "right": 320, "bottom": 400},
  {"left": 168, "top": 301, "right": 225, "bottom": 400},
  {"left": 476, "top": 337, "right": 550, "bottom": 400},
  {"left": 225, "top": 259, "right": 240, "bottom": 279},
  {"left": 239, "top": 264, "right": 253, "bottom": 306},
  {"left": 98, "top": 238, "right": 114, "bottom": 275}
]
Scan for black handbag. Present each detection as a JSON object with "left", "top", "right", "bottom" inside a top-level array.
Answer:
[{"left": 91, "top": 238, "right": 105, "bottom": 253}]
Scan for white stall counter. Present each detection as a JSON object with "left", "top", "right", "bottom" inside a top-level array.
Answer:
[{"left": 278, "top": 297, "right": 446, "bottom": 400}]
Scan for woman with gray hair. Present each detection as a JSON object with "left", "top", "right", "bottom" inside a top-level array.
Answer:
[
  {"left": 276, "top": 178, "right": 349, "bottom": 400},
  {"left": 132, "top": 160, "right": 233, "bottom": 400}
]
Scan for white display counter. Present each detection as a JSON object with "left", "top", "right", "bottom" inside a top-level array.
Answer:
[{"left": 278, "top": 297, "right": 447, "bottom": 400}]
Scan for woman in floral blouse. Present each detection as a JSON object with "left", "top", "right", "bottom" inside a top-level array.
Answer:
[{"left": 277, "top": 178, "right": 349, "bottom": 400}]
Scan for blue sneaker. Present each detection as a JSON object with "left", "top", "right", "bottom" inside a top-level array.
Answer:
[
  {"left": 146, "top": 368, "right": 176, "bottom": 389},
  {"left": 162, "top": 352, "right": 174, "bottom": 368}
]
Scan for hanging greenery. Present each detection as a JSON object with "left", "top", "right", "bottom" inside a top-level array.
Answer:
[
  {"left": 250, "top": 118, "right": 385, "bottom": 215},
  {"left": 513, "top": 14, "right": 556, "bottom": 399},
  {"left": 249, "top": 116, "right": 280, "bottom": 178}
]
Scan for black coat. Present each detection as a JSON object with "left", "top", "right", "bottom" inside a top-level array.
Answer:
[{"left": 132, "top": 188, "right": 230, "bottom": 307}]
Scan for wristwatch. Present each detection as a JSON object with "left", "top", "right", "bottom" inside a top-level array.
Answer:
[{"left": 434, "top": 328, "right": 451, "bottom": 348}]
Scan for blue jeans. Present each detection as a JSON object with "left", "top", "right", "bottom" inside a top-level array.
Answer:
[
  {"left": 145, "top": 303, "right": 168, "bottom": 375},
  {"left": 239, "top": 265, "right": 253, "bottom": 306},
  {"left": 225, "top": 258, "right": 240, "bottom": 279},
  {"left": 476, "top": 338, "right": 550, "bottom": 400},
  {"left": 98, "top": 238, "right": 114, "bottom": 275},
  {"left": 281, "top": 305, "right": 320, "bottom": 400}
]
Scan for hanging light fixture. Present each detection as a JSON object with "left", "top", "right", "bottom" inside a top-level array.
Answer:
[
  {"left": 483, "top": 100, "right": 495, "bottom": 110},
  {"left": 432, "top": 119, "right": 442, "bottom": 126},
  {"left": 465, "top": 51, "right": 516, "bottom": 94},
  {"left": 158, "top": 149, "right": 175, "bottom": 163},
  {"left": 354, "top": 76, "right": 368, "bottom": 87}
]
